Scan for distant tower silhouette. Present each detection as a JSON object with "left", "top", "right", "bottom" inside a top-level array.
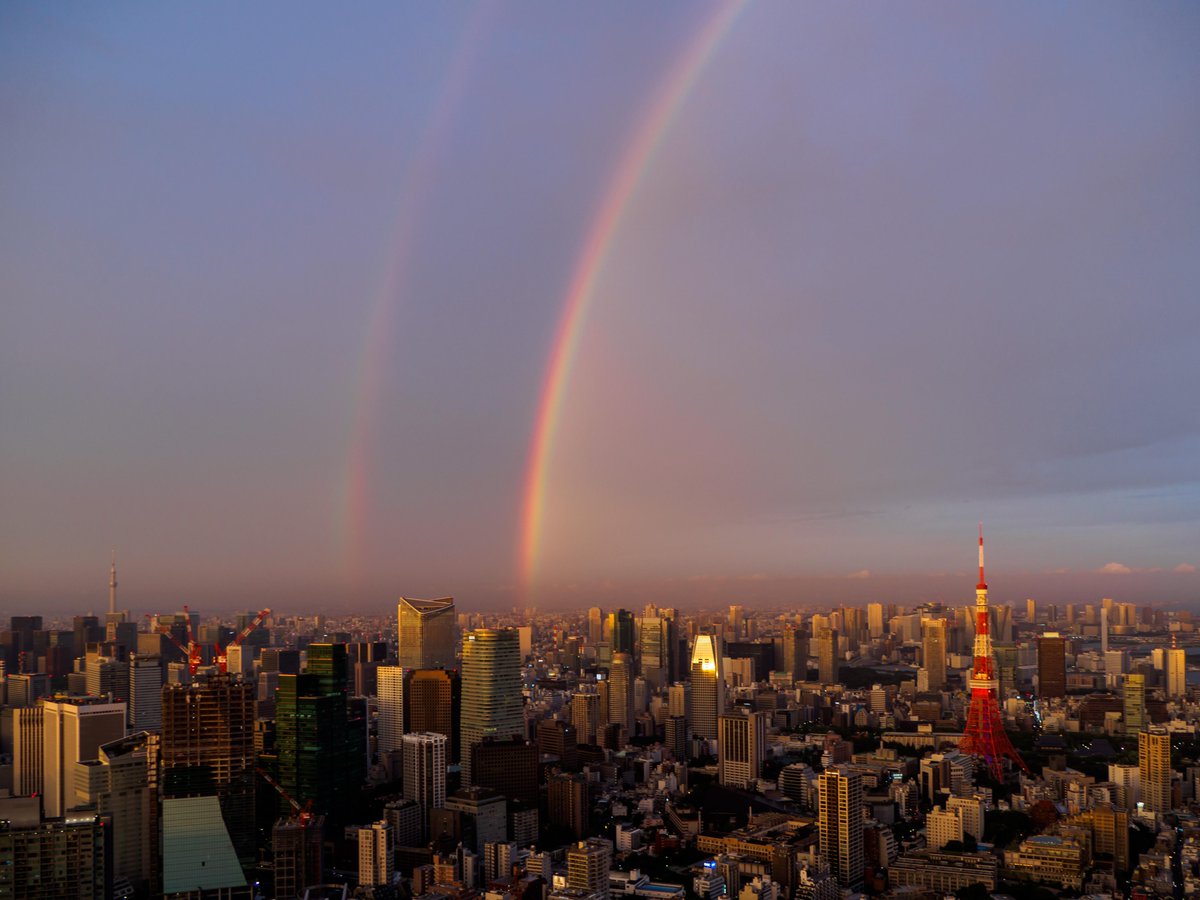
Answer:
[
  {"left": 959, "top": 526, "right": 1028, "bottom": 780},
  {"left": 109, "top": 551, "right": 118, "bottom": 615}
]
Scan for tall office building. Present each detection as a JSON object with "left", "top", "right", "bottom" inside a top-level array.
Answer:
[
  {"left": 161, "top": 673, "right": 256, "bottom": 866},
  {"left": 91, "top": 733, "right": 158, "bottom": 896},
  {"left": 1166, "top": 636, "right": 1187, "bottom": 699},
  {"left": 358, "top": 820, "right": 394, "bottom": 887},
  {"left": 867, "top": 603, "right": 885, "bottom": 639},
  {"left": 718, "top": 711, "right": 767, "bottom": 790},
  {"left": 607, "top": 610, "right": 635, "bottom": 655},
  {"left": 275, "top": 644, "right": 367, "bottom": 825},
  {"left": 128, "top": 654, "right": 163, "bottom": 732},
  {"left": 42, "top": 695, "right": 126, "bottom": 817},
  {"left": 1124, "top": 674, "right": 1147, "bottom": 733},
  {"left": 571, "top": 691, "right": 601, "bottom": 745},
  {"left": 403, "top": 731, "right": 447, "bottom": 839},
  {"left": 1139, "top": 726, "right": 1172, "bottom": 816},
  {"left": 817, "top": 627, "right": 839, "bottom": 685},
  {"left": 548, "top": 772, "right": 589, "bottom": 839},
  {"left": 397, "top": 597, "right": 457, "bottom": 670},
  {"left": 567, "top": 838, "right": 613, "bottom": 899},
  {"left": 13, "top": 705, "right": 44, "bottom": 796},
  {"left": 819, "top": 767, "right": 864, "bottom": 888},
  {"left": 1037, "top": 633, "right": 1067, "bottom": 698},
  {"left": 407, "top": 668, "right": 461, "bottom": 762},
  {"left": 587, "top": 608, "right": 603, "bottom": 646},
  {"left": 461, "top": 628, "right": 524, "bottom": 786},
  {"left": 636, "top": 615, "right": 671, "bottom": 689},
  {"left": 377, "top": 665, "right": 406, "bottom": 760},
  {"left": 782, "top": 626, "right": 809, "bottom": 681},
  {"left": 921, "top": 619, "right": 947, "bottom": 691},
  {"left": 608, "top": 652, "right": 634, "bottom": 732},
  {"left": 687, "top": 634, "right": 725, "bottom": 742},
  {"left": 1025, "top": 598, "right": 1036, "bottom": 622}
]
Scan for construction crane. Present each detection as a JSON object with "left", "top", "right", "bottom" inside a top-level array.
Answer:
[
  {"left": 215, "top": 608, "right": 271, "bottom": 673},
  {"left": 149, "top": 606, "right": 203, "bottom": 676},
  {"left": 256, "top": 767, "right": 313, "bottom": 827}
]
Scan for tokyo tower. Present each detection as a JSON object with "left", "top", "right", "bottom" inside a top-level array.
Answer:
[{"left": 959, "top": 525, "right": 1029, "bottom": 780}]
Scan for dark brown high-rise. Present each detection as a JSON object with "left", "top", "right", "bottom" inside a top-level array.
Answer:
[
  {"left": 405, "top": 668, "right": 461, "bottom": 762},
  {"left": 1037, "top": 633, "right": 1067, "bottom": 699}
]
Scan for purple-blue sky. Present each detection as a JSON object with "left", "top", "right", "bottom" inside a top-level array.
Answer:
[{"left": 2, "top": 2, "right": 1198, "bottom": 614}]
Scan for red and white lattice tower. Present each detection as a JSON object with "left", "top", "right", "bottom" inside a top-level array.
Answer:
[{"left": 960, "top": 525, "right": 1029, "bottom": 780}]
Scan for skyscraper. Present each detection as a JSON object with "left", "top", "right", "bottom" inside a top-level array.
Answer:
[
  {"left": 1138, "top": 726, "right": 1171, "bottom": 815},
  {"left": 817, "top": 627, "right": 839, "bottom": 685},
  {"left": 1038, "top": 633, "right": 1067, "bottom": 698},
  {"left": 42, "top": 695, "right": 126, "bottom": 818},
  {"left": 782, "top": 626, "right": 809, "bottom": 682},
  {"left": 274, "top": 644, "right": 367, "bottom": 825},
  {"left": 377, "top": 665, "right": 406, "bottom": 762},
  {"left": 1124, "top": 673, "right": 1146, "bottom": 733},
  {"left": 687, "top": 634, "right": 724, "bottom": 742},
  {"left": 403, "top": 731, "right": 447, "bottom": 841},
  {"left": 608, "top": 652, "right": 634, "bottom": 732},
  {"left": 571, "top": 691, "right": 601, "bottom": 746},
  {"left": 407, "top": 667, "right": 461, "bottom": 762},
  {"left": 718, "top": 711, "right": 767, "bottom": 790},
  {"left": 460, "top": 628, "right": 524, "bottom": 785},
  {"left": 13, "top": 705, "right": 44, "bottom": 796},
  {"left": 867, "top": 603, "right": 885, "bottom": 639},
  {"left": 548, "top": 772, "right": 589, "bottom": 839},
  {"left": 397, "top": 597, "right": 457, "bottom": 670},
  {"left": 921, "top": 619, "right": 947, "bottom": 691},
  {"left": 1166, "top": 635, "right": 1187, "bottom": 699},
  {"left": 819, "top": 767, "right": 863, "bottom": 888},
  {"left": 128, "top": 654, "right": 162, "bottom": 732},
  {"left": 161, "top": 673, "right": 256, "bottom": 866}
]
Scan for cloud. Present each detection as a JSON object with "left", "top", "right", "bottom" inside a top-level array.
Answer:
[
  {"left": 1176, "top": 563, "right": 1197, "bottom": 574},
  {"left": 847, "top": 569, "right": 871, "bottom": 580},
  {"left": 1098, "top": 562, "right": 1133, "bottom": 575}
]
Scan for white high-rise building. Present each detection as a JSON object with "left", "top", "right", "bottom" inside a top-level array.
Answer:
[
  {"left": 947, "top": 794, "right": 985, "bottom": 841},
  {"left": 926, "top": 805, "right": 963, "bottom": 850},
  {"left": 403, "top": 731, "right": 447, "bottom": 839},
  {"left": 42, "top": 696, "right": 126, "bottom": 817},
  {"left": 128, "top": 655, "right": 162, "bottom": 732},
  {"left": 378, "top": 665, "right": 406, "bottom": 756},
  {"left": 358, "top": 820, "right": 394, "bottom": 887}
]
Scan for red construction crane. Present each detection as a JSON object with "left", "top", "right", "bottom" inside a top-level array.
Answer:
[
  {"left": 150, "top": 606, "right": 203, "bottom": 676},
  {"left": 215, "top": 608, "right": 271, "bottom": 673},
  {"left": 256, "top": 767, "right": 313, "bottom": 827}
]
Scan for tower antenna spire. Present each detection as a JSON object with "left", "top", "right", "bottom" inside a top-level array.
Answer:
[
  {"left": 108, "top": 551, "right": 117, "bottom": 616},
  {"left": 977, "top": 522, "right": 986, "bottom": 589}
]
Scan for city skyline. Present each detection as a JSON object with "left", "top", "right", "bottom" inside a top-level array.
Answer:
[{"left": 3, "top": 3, "right": 1198, "bottom": 613}]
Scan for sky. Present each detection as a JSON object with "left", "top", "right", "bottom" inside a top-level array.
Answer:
[{"left": 2, "top": 2, "right": 1198, "bottom": 615}]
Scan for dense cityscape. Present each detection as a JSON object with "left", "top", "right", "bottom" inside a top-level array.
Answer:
[{"left": 1, "top": 535, "right": 1199, "bottom": 900}]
